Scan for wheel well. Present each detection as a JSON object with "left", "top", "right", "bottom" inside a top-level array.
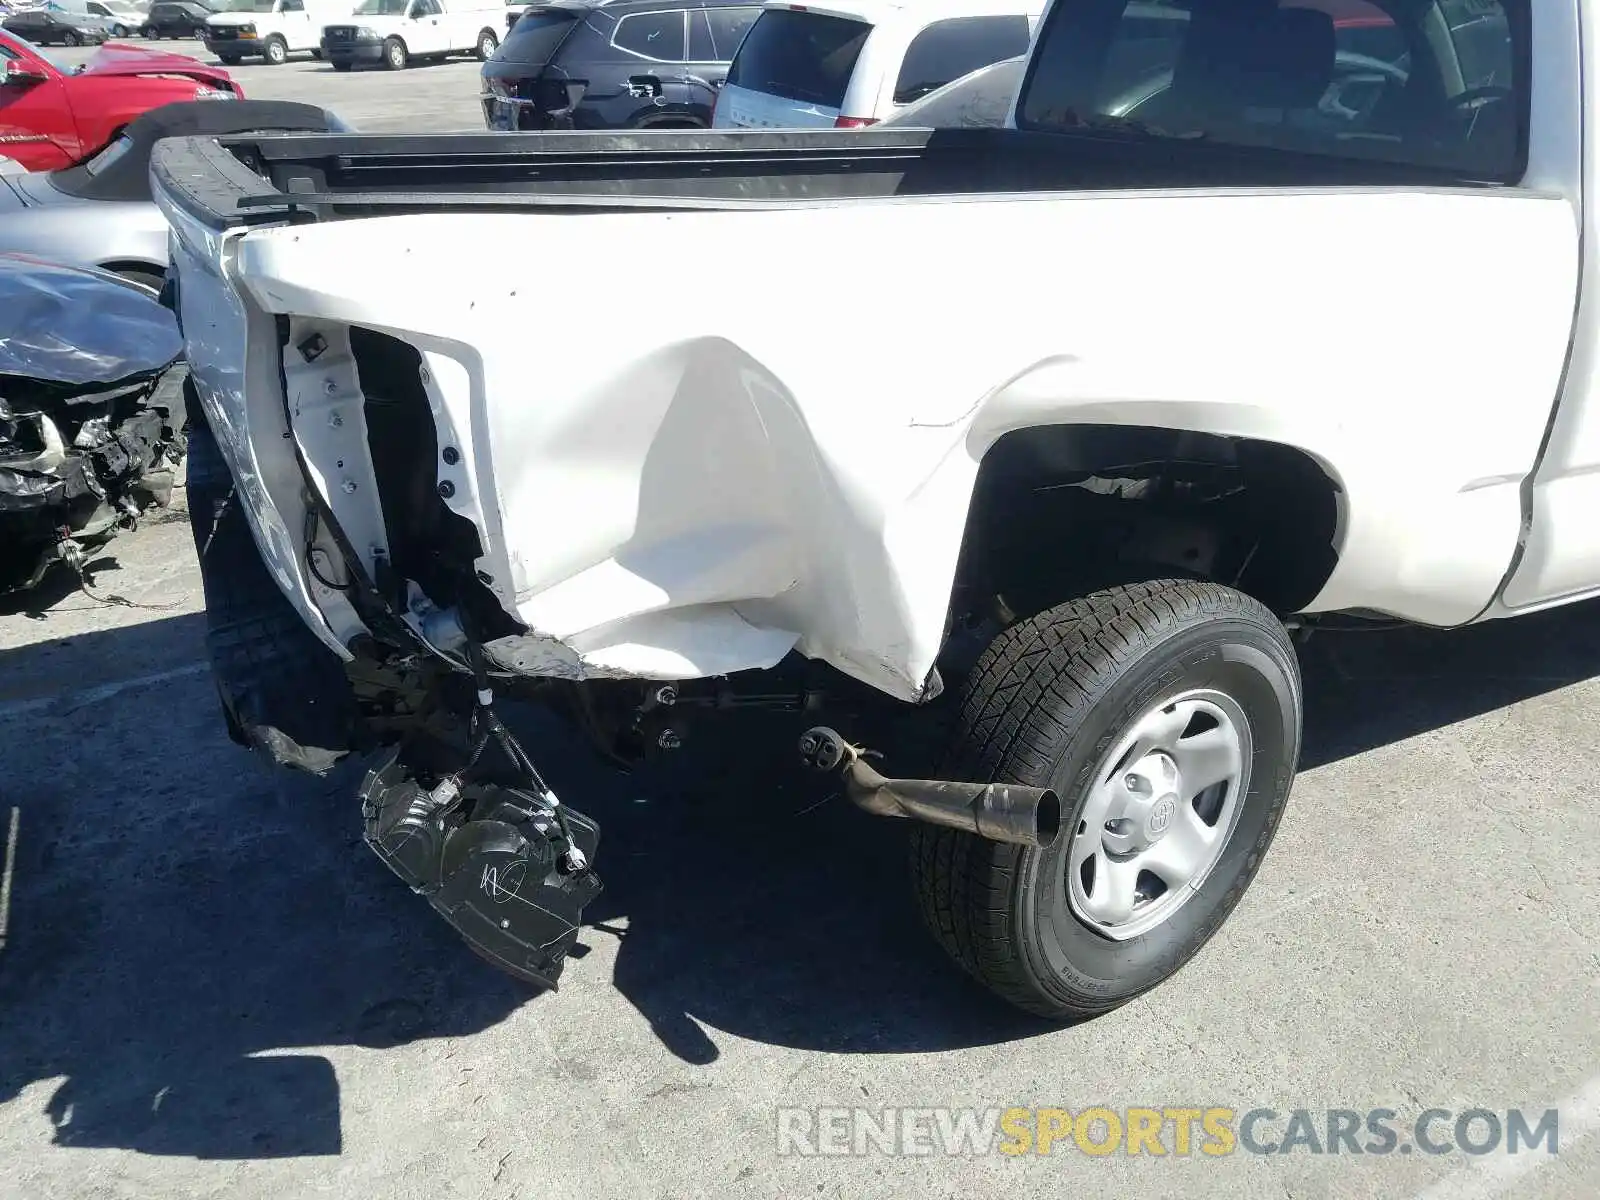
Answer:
[
  {"left": 637, "top": 116, "right": 704, "bottom": 129},
  {"left": 952, "top": 424, "right": 1343, "bottom": 623}
]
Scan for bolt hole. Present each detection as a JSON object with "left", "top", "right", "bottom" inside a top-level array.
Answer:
[
  {"left": 1136, "top": 869, "right": 1168, "bottom": 901},
  {"left": 1105, "top": 818, "right": 1135, "bottom": 837}
]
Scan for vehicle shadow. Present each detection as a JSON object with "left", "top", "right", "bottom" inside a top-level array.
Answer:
[
  {"left": 0, "top": 613, "right": 529, "bottom": 1159},
  {"left": 1, "top": 595, "right": 1597, "bottom": 1159},
  {"left": 574, "top": 595, "right": 1600, "bottom": 1062},
  {"left": 1294, "top": 598, "right": 1600, "bottom": 769}
]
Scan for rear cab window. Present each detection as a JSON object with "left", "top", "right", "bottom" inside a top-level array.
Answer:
[
  {"left": 612, "top": 9, "right": 687, "bottom": 61},
  {"left": 1016, "top": 0, "right": 1527, "bottom": 182},
  {"left": 892, "top": 14, "right": 1034, "bottom": 104},
  {"left": 725, "top": 7, "right": 872, "bottom": 108},
  {"left": 688, "top": 5, "right": 758, "bottom": 63}
]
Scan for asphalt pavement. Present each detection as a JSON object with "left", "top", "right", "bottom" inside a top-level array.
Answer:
[
  {"left": 1, "top": 37, "right": 1597, "bottom": 1200},
  {"left": 51, "top": 35, "right": 491, "bottom": 132}
]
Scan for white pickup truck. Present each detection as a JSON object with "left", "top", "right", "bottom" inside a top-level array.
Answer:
[
  {"left": 152, "top": 0, "right": 1573, "bottom": 1020},
  {"left": 205, "top": 0, "right": 350, "bottom": 65}
]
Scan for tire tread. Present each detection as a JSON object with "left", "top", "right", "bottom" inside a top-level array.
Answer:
[{"left": 910, "top": 579, "right": 1291, "bottom": 1018}]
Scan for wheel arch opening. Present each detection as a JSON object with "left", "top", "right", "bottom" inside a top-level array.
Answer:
[{"left": 949, "top": 423, "right": 1346, "bottom": 628}]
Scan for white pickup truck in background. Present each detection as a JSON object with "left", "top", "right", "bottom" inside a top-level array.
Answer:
[
  {"left": 204, "top": 0, "right": 351, "bottom": 64},
  {"left": 320, "top": 0, "right": 502, "bottom": 71},
  {"left": 152, "top": 0, "right": 1580, "bottom": 1021}
]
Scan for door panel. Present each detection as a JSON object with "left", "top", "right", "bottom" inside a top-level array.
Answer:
[{"left": 0, "top": 48, "right": 72, "bottom": 170}]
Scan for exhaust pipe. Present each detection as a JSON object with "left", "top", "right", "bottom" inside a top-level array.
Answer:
[{"left": 798, "top": 726, "right": 1062, "bottom": 849}]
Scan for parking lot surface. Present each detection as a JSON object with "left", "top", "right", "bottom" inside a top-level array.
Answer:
[
  {"left": 2, "top": 39, "right": 1598, "bottom": 1200},
  {"left": 52, "top": 37, "right": 491, "bottom": 132}
]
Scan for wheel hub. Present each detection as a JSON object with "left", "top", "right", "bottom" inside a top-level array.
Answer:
[
  {"left": 1102, "top": 752, "right": 1182, "bottom": 855},
  {"left": 1066, "top": 688, "right": 1252, "bottom": 941}
]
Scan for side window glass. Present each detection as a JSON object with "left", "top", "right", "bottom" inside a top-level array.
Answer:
[
  {"left": 613, "top": 10, "right": 686, "bottom": 61},
  {"left": 688, "top": 9, "right": 715, "bottom": 60},
  {"left": 705, "top": 6, "right": 758, "bottom": 59}
]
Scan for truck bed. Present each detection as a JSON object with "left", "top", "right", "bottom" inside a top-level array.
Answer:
[{"left": 149, "top": 126, "right": 1439, "bottom": 227}]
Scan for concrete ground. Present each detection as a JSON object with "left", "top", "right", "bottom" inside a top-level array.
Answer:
[
  {"left": 53, "top": 35, "right": 493, "bottom": 132},
  {"left": 2, "top": 37, "right": 1597, "bottom": 1200}
]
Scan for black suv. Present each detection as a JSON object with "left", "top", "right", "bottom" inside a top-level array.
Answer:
[
  {"left": 141, "top": 0, "right": 218, "bottom": 39},
  {"left": 482, "top": 0, "right": 760, "bottom": 132},
  {"left": 1, "top": 9, "right": 108, "bottom": 45}
]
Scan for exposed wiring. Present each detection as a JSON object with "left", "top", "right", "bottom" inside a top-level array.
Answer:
[
  {"left": 68, "top": 553, "right": 179, "bottom": 612},
  {"left": 303, "top": 507, "right": 352, "bottom": 592}
]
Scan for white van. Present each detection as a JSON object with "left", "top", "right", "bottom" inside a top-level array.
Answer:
[
  {"left": 204, "top": 0, "right": 352, "bottom": 65},
  {"left": 320, "top": 0, "right": 501, "bottom": 70},
  {"left": 43, "top": 0, "right": 147, "bottom": 36},
  {"left": 50, "top": 0, "right": 148, "bottom": 36},
  {"left": 712, "top": 0, "right": 1040, "bottom": 130}
]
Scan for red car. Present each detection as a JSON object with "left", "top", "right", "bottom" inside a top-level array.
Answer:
[{"left": 0, "top": 32, "right": 241, "bottom": 172}]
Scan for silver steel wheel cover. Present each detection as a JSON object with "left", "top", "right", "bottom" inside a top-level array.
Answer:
[{"left": 1066, "top": 688, "right": 1252, "bottom": 941}]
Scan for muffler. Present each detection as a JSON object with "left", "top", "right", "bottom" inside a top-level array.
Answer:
[{"left": 798, "top": 726, "right": 1062, "bottom": 849}]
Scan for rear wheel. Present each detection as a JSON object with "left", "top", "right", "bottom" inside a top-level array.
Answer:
[
  {"left": 262, "top": 34, "right": 287, "bottom": 64},
  {"left": 909, "top": 578, "right": 1302, "bottom": 1020},
  {"left": 474, "top": 28, "right": 497, "bottom": 59},
  {"left": 382, "top": 36, "right": 407, "bottom": 69},
  {"left": 111, "top": 23, "right": 129, "bottom": 36},
  {"left": 218, "top": 53, "right": 242, "bottom": 65},
  {"left": 331, "top": 59, "right": 352, "bottom": 71},
  {"left": 63, "top": 29, "right": 82, "bottom": 45}
]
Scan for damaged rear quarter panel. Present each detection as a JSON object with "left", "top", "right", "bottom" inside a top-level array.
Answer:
[
  {"left": 168, "top": 223, "right": 365, "bottom": 659},
  {"left": 216, "top": 187, "right": 1577, "bottom": 699},
  {"left": 230, "top": 213, "right": 982, "bottom": 700}
]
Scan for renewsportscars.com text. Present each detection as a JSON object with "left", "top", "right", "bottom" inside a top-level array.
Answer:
[{"left": 775, "top": 1106, "right": 1562, "bottom": 1159}]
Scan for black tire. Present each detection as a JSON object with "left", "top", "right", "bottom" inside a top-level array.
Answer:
[
  {"left": 112, "top": 23, "right": 129, "bottom": 36},
  {"left": 381, "top": 35, "right": 406, "bottom": 69},
  {"left": 909, "top": 578, "right": 1301, "bottom": 1020},
  {"left": 183, "top": 384, "right": 362, "bottom": 775},
  {"left": 262, "top": 34, "right": 287, "bottom": 64},
  {"left": 474, "top": 27, "right": 496, "bottom": 60},
  {"left": 331, "top": 59, "right": 352, "bottom": 71},
  {"left": 63, "top": 29, "right": 82, "bottom": 45},
  {"left": 218, "top": 53, "right": 242, "bottom": 65},
  {"left": 310, "top": 47, "right": 321, "bottom": 59}
]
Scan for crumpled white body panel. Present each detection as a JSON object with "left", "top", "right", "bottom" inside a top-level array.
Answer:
[{"left": 191, "top": 187, "right": 1577, "bottom": 701}]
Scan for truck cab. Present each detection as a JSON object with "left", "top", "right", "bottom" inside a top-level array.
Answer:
[
  {"left": 205, "top": 0, "right": 347, "bottom": 64},
  {"left": 321, "top": 0, "right": 501, "bottom": 70}
]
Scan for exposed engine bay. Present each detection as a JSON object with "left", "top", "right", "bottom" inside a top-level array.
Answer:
[{"left": 0, "top": 255, "right": 184, "bottom": 593}]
